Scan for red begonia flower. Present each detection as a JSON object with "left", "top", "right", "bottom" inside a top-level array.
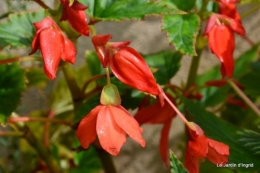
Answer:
[
  {"left": 218, "top": 2, "right": 245, "bottom": 35},
  {"left": 134, "top": 95, "right": 176, "bottom": 166},
  {"left": 29, "top": 16, "right": 76, "bottom": 79},
  {"left": 185, "top": 122, "right": 230, "bottom": 173},
  {"left": 110, "top": 47, "right": 161, "bottom": 95},
  {"left": 60, "top": 0, "right": 89, "bottom": 36},
  {"left": 208, "top": 24, "right": 235, "bottom": 78},
  {"left": 226, "top": 95, "right": 247, "bottom": 109},
  {"left": 76, "top": 84, "right": 145, "bottom": 155}
]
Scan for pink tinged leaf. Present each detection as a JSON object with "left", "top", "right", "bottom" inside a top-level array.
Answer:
[
  {"left": 207, "top": 139, "right": 230, "bottom": 164},
  {"left": 110, "top": 105, "right": 145, "bottom": 147},
  {"left": 159, "top": 121, "right": 171, "bottom": 166},
  {"left": 92, "top": 35, "right": 112, "bottom": 67},
  {"left": 96, "top": 106, "right": 126, "bottom": 155},
  {"left": 188, "top": 135, "right": 208, "bottom": 158},
  {"left": 61, "top": 38, "right": 76, "bottom": 64},
  {"left": 110, "top": 47, "right": 160, "bottom": 95},
  {"left": 184, "top": 147, "right": 200, "bottom": 173},
  {"left": 76, "top": 105, "right": 102, "bottom": 149},
  {"left": 39, "top": 28, "right": 64, "bottom": 79}
]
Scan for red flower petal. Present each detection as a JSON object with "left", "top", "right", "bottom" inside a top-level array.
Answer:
[
  {"left": 39, "top": 28, "right": 64, "bottom": 79},
  {"left": 159, "top": 121, "right": 171, "bottom": 166},
  {"left": 187, "top": 122, "right": 204, "bottom": 139},
  {"left": 96, "top": 106, "right": 126, "bottom": 155},
  {"left": 208, "top": 24, "right": 235, "bottom": 78},
  {"left": 111, "top": 105, "right": 145, "bottom": 147},
  {"left": 76, "top": 105, "right": 101, "bottom": 149},
  {"left": 110, "top": 47, "right": 160, "bottom": 95},
  {"left": 61, "top": 38, "right": 76, "bottom": 64},
  {"left": 207, "top": 139, "right": 229, "bottom": 164},
  {"left": 185, "top": 147, "right": 200, "bottom": 173},
  {"left": 71, "top": 0, "right": 88, "bottom": 10},
  {"left": 92, "top": 34, "right": 112, "bottom": 67},
  {"left": 188, "top": 135, "right": 208, "bottom": 158}
]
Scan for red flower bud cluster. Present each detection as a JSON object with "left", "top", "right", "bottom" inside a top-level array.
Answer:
[{"left": 29, "top": 17, "right": 76, "bottom": 79}]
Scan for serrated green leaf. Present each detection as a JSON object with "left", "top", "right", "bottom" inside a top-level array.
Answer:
[
  {"left": 161, "top": 0, "right": 196, "bottom": 11},
  {"left": 0, "top": 10, "right": 45, "bottom": 48},
  {"left": 162, "top": 13, "right": 200, "bottom": 55},
  {"left": 144, "top": 51, "right": 182, "bottom": 84},
  {"left": 238, "top": 129, "right": 260, "bottom": 155},
  {"left": 80, "top": 0, "right": 183, "bottom": 21},
  {"left": 0, "top": 56, "right": 25, "bottom": 125},
  {"left": 169, "top": 150, "right": 188, "bottom": 173},
  {"left": 183, "top": 98, "right": 260, "bottom": 172}
]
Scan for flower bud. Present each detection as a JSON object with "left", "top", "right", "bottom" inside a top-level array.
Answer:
[{"left": 100, "top": 84, "right": 121, "bottom": 106}]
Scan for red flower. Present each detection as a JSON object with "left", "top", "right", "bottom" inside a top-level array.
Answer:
[
  {"left": 207, "top": 23, "right": 235, "bottom": 78},
  {"left": 134, "top": 95, "right": 176, "bottom": 166},
  {"left": 76, "top": 84, "right": 145, "bottom": 155},
  {"left": 218, "top": 2, "right": 245, "bottom": 35},
  {"left": 185, "top": 122, "right": 230, "bottom": 173},
  {"left": 92, "top": 34, "right": 164, "bottom": 103},
  {"left": 29, "top": 16, "right": 76, "bottom": 79},
  {"left": 60, "top": 0, "right": 89, "bottom": 36}
]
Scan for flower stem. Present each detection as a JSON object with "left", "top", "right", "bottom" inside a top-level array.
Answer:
[
  {"left": 163, "top": 94, "right": 188, "bottom": 125},
  {"left": 62, "top": 63, "right": 83, "bottom": 112},
  {"left": 0, "top": 56, "right": 42, "bottom": 65},
  {"left": 241, "top": 4, "right": 260, "bottom": 19},
  {"left": 8, "top": 117, "right": 73, "bottom": 127},
  {"left": 228, "top": 79, "right": 260, "bottom": 117},
  {"left": 34, "top": 0, "right": 50, "bottom": 9},
  {"left": 0, "top": 131, "right": 23, "bottom": 137},
  {"left": 186, "top": 48, "right": 203, "bottom": 90},
  {"left": 81, "top": 73, "right": 107, "bottom": 93},
  {"left": 95, "top": 146, "right": 117, "bottom": 173},
  {"left": 106, "top": 68, "right": 111, "bottom": 84}
]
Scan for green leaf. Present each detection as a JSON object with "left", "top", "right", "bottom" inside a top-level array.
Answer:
[
  {"left": 0, "top": 10, "right": 46, "bottom": 48},
  {"left": 162, "top": 13, "right": 200, "bottom": 55},
  {"left": 183, "top": 98, "right": 260, "bottom": 172},
  {"left": 0, "top": 56, "right": 25, "bottom": 125},
  {"left": 71, "top": 145, "right": 102, "bottom": 173},
  {"left": 80, "top": 0, "right": 183, "bottom": 21},
  {"left": 169, "top": 150, "right": 188, "bottom": 173},
  {"left": 85, "top": 51, "right": 104, "bottom": 76},
  {"left": 144, "top": 51, "right": 182, "bottom": 84},
  {"left": 161, "top": 0, "right": 196, "bottom": 11},
  {"left": 238, "top": 128, "right": 260, "bottom": 155}
]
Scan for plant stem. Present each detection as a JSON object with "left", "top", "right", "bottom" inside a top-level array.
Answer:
[
  {"left": 95, "top": 146, "right": 117, "bottom": 173},
  {"left": 228, "top": 79, "right": 260, "bottom": 117},
  {"left": 0, "top": 131, "right": 23, "bottom": 137},
  {"left": 106, "top": 68, "right": 111, "bottom": 84},
  {"left": 8, "top": 117, "right": 73, "bottom": 127},
  {"left": 186, "top": 48, "right": 203, "bottom": 90},
  {"left": 21, "top": 126, "right": 61, "bottom": 173},
  {"left": 164, "top": 94, "right": 188, "bottom": 124},
  {"left": 241, "top": 4, "right": 260, "bottom": 19},
  {"left": 62, "top": 63, "right": 83, "bottom": 112},
  {"left": 34, "top": 0, "right": 50, "bottom": 9},
  {"left": 0, "top": 56, "right": 42, "bottom": 65}
]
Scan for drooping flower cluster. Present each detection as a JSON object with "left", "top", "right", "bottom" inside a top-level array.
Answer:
[
  {"left": 29, "top": 16, "right": 76, "bottom": 79},
  {"left": 92, "top": 34, "right": 165, "bottom": 104},
  {"left": 205, "top": 0, "right": 245, "bottom": 78},
  {"left": 76, "top": 84, "right": 145, "bottom": 155},
  {"left": 185, "top": 122, "right": 230, "bottom": 173}
]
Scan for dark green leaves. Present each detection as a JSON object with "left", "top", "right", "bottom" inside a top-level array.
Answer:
[
  {"left": 161, "top": 0, "right": 196, "bottom": 11},
  {"left": 169, "top": 150, "right": 188, "bottom": 173},
  {"left": 0, "top": 10, "right": 45, "bottom": 48},
  {"left": 238, "top": 128, "right": 260, "bottom": 155},
  {"left": 183, "top": 98, "right": 260, "bottom": 172},
  {"left": 0, "top": 56, "right": 25, "bottom": 124},
  {"left": 80, "top": 0, "right": 183, "bottom": 21},
  {"left": 144, "top": 51, "right": 182, "bottom": 84},
  {"left": 162, "top": 13, "right": 200, "bottom": 55}
]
